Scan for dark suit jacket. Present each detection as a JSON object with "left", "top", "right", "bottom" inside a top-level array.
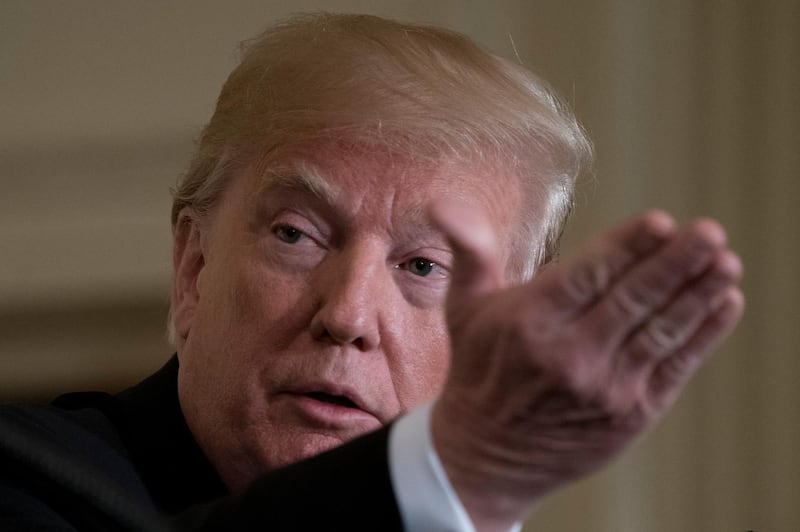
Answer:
[{"left": 0, "top": 356, "right": 404, "bottom": 531}]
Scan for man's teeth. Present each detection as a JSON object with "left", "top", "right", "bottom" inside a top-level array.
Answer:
[{"left": 305, "top": 392, "right": 357, "bottom": 408}]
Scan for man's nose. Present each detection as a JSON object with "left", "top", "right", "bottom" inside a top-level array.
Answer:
[{"left": 309, "top": 247, "right": 388, "bottom": 351}]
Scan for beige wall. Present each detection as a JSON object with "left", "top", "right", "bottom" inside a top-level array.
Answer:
[{"left": 1, "top": 1, "right": 797, "bottom": 530}]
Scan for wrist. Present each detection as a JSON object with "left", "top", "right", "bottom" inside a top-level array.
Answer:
[{"left": 431, "top": 396, "right": 544, "bottom": 531}]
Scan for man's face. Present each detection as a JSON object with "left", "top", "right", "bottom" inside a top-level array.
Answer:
[{"left": 173, "top": 139, "right": 525, "bottom": 492}]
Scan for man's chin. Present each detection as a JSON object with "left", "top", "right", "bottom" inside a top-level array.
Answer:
[
  {"left": 220, "top": 405, "right": 385, "bottom": 493},
  {"left": 252, "top": 424, "right": 377, "bottom": 474}
]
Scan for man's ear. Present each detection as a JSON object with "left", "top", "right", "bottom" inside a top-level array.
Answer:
[{"left": 172, "top": 211, "right": 206, "bottom": 343}]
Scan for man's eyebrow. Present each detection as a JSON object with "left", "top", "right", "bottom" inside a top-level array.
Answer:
[{"left": 257, "top": 163, "right": 340, "bottom": 204}]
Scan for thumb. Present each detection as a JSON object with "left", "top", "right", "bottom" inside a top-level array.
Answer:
[{"left": 428, "top": 199, "right": 505, "bottom": 309}]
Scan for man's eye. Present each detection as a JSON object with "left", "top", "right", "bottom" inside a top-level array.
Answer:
[
  {"left": 274, "top": 225, "right": 304, "bottom": 244},
  {"left": 405, "top": 257, "right": 436, "bottom": 277}
]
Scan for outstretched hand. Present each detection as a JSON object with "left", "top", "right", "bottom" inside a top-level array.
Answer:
[{"left": 429, "top": 203, "right": 744, "bottom": 531}]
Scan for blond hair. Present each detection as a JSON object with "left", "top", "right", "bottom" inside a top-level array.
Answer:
[{"left": 172, "top": 12, "right": 592, "bottom": 280}]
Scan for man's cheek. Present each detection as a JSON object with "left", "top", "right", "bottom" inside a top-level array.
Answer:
[
  {"left": 226, "top": 265, "right": 277, "bottom": 324},
  {"left": 400, "top": 343, "right": 451, "bottom": 409}
]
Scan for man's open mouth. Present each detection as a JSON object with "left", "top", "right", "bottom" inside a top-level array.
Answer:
[{"left": 304, "top": 392, "right": 359, "bottom": 408}]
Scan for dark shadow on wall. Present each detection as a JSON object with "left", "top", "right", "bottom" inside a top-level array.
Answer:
[{"left": 0, "top": 299, "right": 172, "bottom": 402}]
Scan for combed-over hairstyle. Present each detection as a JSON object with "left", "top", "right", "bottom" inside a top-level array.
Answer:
[{"left": 172, "top": 12, "right": 592, "bottom": 280}]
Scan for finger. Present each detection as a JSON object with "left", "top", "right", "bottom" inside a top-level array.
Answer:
[
  {"left": 646, "top": 286, "right": 745, "bottom": 409},
  {"left": 428, "top": 199, "right": 505, "bottom": 307},
  {"left": 624, "top": 249, "right": 743, "bottom": 364},
  {"left": 585, "top": 218, "right": 728, "bottom": 348},
  {"left": 531, "top": 210, "right": 676, "bottom": 321}
]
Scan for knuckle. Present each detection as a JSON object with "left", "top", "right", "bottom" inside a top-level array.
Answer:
[
  {"left": 642, "top": 316, "right": 689, "bottom": 355},
  {"left": 608, "top": 282, "right": 651, "bottom": 319},
  {"left": 565, "top": 254, "right": 610, "bottom": 303}
]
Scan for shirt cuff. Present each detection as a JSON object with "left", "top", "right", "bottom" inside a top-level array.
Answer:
[{"left": 388, "top": 401, "right": 522, "bottom": 532}]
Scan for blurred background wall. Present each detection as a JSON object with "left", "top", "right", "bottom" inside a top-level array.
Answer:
[{"left": 1, "top": 1, "right": 797, "bottom": 530}]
